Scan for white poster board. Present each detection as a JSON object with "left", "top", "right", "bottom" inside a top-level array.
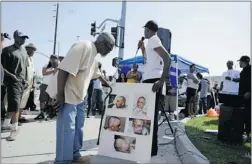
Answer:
[{"left": 98, "top": 83, "right": 156, "bottom": 163}]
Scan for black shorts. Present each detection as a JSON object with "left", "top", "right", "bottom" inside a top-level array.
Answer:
[
  {"left": 6, "top": 81, "right": 24, "bottom": 113},
  {"left": 186, "top": 87, "right": 197, "bottom": 102},
  {"left": 39, "top": 84, "right": 49, "bottom": 103}
]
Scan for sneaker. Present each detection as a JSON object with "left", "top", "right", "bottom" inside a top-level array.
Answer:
[
  {"left": 44, "top": 114, "right": 50, "bottom": 121},
  {"left": 71, "top": 156, "right": 90, "bottom": 164},
  {"left": 34, "top": 113, "right": 45, "bottom": 120},
  {"left": 6, "top": 129, "right": 19, "bottom": 141}
]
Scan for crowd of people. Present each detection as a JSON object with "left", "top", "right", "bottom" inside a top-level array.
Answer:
[
  {"left": 85, "top": 63, "right": 143, "bottom": 117},
  {"left": 0, "top": 18, "right": 250, "bottom": 164},
  {"left": 1, "top": 30, "right": 37, "bottom": 141},
  {"left": 220, "top": 58, "right": 251, "bottom": 138},
  {"left": 183, "top": 56, "right": 251, "bottom": 139}
]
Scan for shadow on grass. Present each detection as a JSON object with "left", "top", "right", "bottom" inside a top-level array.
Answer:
[
  {"left": 185, "top": 125, "right": 251, "bottom": 164},
  {"left": 203, "top": 119, "right": 219, "bottom": 126}
]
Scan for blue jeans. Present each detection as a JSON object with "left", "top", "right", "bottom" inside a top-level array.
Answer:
[
  {"left": 54, "top": 101, "right": 85, "bottom": 164},
  {"left": 199, "top": 97, "right": 207, "bottom": 114}
]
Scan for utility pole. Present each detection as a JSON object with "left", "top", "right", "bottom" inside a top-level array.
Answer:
[
  {"left": 118, "top": 1, "right": 126, "bottom": 60},
  {"left": 53, "top": 3, "right": 59, "bottom": 55}
]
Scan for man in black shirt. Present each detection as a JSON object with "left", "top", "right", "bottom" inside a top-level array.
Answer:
[
  {"left": 238, "top": 55, "right": 251, "bottom": 138},
  {"left": 1, "top": 30, "right": 29, "bottom": 141}
]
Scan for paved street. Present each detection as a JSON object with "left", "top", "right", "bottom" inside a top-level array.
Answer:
[{"left": 1, "top": 113, "right": 181, "bottom": 164}]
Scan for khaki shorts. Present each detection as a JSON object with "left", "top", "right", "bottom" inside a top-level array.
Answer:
[
  {"left": 165, "top": 95, "right": 177, "bottom": 112},
  {"left": 20, "top": 86, "right": 32, "bottom": 109}
]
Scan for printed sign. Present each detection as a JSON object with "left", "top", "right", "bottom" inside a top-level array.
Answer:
[{"left": 98, "top": 83, "right": 156, "bottom": 163}]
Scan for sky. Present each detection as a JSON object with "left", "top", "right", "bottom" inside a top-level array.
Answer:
[{"left": 1, "top": 2, "right": 250, "bottom": 76}]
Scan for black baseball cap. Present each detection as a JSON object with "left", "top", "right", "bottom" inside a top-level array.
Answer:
[
  {"left": 238, "top": 56, "right": 250, "bottom": 63},
  {"left": 13, "top": 30, "right": 29, "bottom": 39},
  {"left": 143, "top": 20, "right": 159, "bottom": 32}
]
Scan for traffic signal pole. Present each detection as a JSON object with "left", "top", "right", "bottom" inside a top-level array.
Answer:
[
  {"left": 118, "top": 1, "right": 126, "bottom": 60},
  {"left": 90, "top": 1, "right": 126, "bottom": 60}
]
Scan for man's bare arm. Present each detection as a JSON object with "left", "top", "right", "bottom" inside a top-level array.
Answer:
[
  {"left": 187, "top": 73, "right": 199, "bottom": 84},
  {"left": 57, "top": 69, "right": 69, "bottom": 96},
  {"left": 98, "top": 76, "right": 110, "bottom": 87},
  {"left": 154, "top": 46, "right": 171, "bottom": 81},
  {"left": 141, "top": 47, "right": 147, "bottom": 64},
  {"left": 220, "top": 81, "right": 223, "bottom": 91},
  {"left": 42, "top": 67, "right": 55, "bottom": 76},
  {"left": 232, "top": 78, "right": 240, "bottom": 83},
  {"left": 1, "top": 48, "right": 17, "bottom": 79}
]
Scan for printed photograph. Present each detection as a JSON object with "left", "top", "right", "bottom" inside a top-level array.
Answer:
[
  {"left": 132, "top": 95, "right": 148, "bottom": 118},
  {"left": 107, "top": 94, "right": 128, "bottom": 109},
  {"left": 114, "top": 135, "right": 136, "bottom": 154},
  {"left": 103, "top": 116, "right": 126, "bottom": 132},
  {"left": 127, "top": 118, "right": 151, "bottom": 136}
]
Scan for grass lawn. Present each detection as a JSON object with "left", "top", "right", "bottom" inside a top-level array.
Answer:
[{"left": 185, "top": 116, "right": 251, "bottom": 164}]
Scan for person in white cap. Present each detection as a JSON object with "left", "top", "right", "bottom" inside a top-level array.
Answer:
[
  {"left": 46, "top": 32, "right": 115, "bottom": 164},
  {"left": 1, "top": 30, "right": 29, "bottom": 141},
  {"left": 18, "top": 43, "right": 37, "bottom": 124}
]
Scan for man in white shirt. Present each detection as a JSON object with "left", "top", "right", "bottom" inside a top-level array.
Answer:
[
  {"left": 186, "top": 64, "right": 200, "bottom": 118},
  {"left": 138, "top": 20, "right": 172, "bottom": 156},
  {"left": 47, "top": 32, "right": 114, "bottom": 164},
  {"left": 196, "top": 73, "right": 208, "bottom": 114},
  {"left": 133, "top": 96, "right": 147, "bottom": 117},
  {"left": 91, "top": 62, "right": 104, "bottom": 115},
  {"left": 19, "top": 43, "right": 37, "bottom": 124},
  {"left": 220, "top": 60, "right": 240, "bottom": 94}
]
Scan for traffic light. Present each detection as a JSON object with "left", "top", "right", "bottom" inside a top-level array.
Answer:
[
  {"left": 111, "top": 26, "right": 118, "bottom": 45},
  {"left": 91, "top": 22, "right": 96, "bottom": 36}
]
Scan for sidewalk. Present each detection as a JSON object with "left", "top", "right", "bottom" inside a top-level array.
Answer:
[{"left": 1, "top": 115, "right": 181, "bottom": 164}]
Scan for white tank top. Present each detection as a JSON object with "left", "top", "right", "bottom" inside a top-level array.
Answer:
[
  {"left": 42, "top": 66, "right": 55, "bottom": 85},
  {"left": 187, "top": 79, "right": 199, "bottom": 90}
]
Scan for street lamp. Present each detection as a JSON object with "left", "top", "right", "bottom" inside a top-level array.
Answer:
[
  {"left": 48, "top": 40, "right": 60, "bottom": 57},
  {"left": 35, "top": 51, "right": 50, "bottom": 58}
]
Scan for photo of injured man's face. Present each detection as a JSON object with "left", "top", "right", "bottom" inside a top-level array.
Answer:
[
  {"left": 104, "top": 116, "right": 126, "bottom": 132},
  {"left": 128, "top": 118, "right": 151, "bottom": 136},
  {"left": 107, "top": 94, "right": 128, "bottom": 109},
  {"left": 133, "top": 96, "right": 148, "bottom": 117},
  {"left": 114, "top": 135, "right": 136, "bottom": 154},
  {"left": 137, "top": 97, "right": 146, "bottom": 109}
]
